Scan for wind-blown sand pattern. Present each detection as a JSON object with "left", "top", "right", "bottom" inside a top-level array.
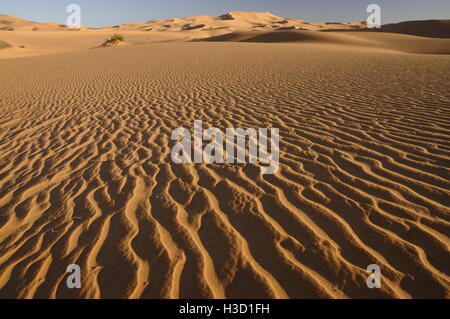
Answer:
[{"left": 0, "top": 12, "right": 449, "bottom": 299}]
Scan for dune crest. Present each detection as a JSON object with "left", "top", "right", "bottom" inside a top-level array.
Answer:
[
  {"left": 2, "top": 12, "right": 450, "bottom": 40},
  {"left": 0, "top": 14, "right": 70, "bottom": 31},
  {"left": 1, "top": 11, "right": 366, "bottom": 33},
  {"left": 112, "top": 11, "right": 366, "bottom": 32}
]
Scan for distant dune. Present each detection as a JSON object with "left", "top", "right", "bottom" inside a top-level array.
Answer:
[
  {"left": 378, "top": 20, "right": 450, "bottom": 38},
  {"left": 111, "top": 11, "right": 366, "bottom": 32},
  {"left": 2, "top": 12, "right": 449, "bottom": 40},
  {"left": 197, "top": 30, "right": 450, "bottom": 54},
  {"left": 1, "top": 11, "right": 449, "bottom": 59},
  {"left": 0, "top": 11, "right": 366, "bottom": 33},
  {"left": 0, "top": 14, "right": 70, "bottom": 31}
]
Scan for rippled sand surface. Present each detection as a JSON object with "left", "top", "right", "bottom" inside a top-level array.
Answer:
[{"left": 0, "top": 42, "right": 449, "bottom": 298}]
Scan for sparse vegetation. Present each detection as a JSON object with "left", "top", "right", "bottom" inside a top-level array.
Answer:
[{"left": 102, "top": 34, "right": 124, "bottom": 46}]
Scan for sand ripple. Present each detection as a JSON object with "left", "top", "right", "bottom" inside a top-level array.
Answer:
[{"left": 0, "top": 43, "right": 449, "bottom": 298}]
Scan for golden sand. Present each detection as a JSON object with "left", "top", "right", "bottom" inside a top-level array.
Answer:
[{"left": 0, "top": 13, "right": 449, "bottom": 299}]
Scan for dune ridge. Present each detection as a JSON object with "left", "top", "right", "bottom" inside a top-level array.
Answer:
[
  {"left": 102, "top": 11, "right": 366, "bottom": 33},
  {"left": 0, "top": 14, "right": 70, "bottom": 31},
  {"left": 2, "top": 11, "right": 449, "bottom": 39},
  {"left": 0, "top": 42, "right": 449, "bottom": 299},
  {"left": 0, "top": 11, "right": 365, "bottom": 33}
]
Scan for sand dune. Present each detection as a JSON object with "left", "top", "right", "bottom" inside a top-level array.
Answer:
[
  {"left": 3, "top": 12, "right": 449, "bottom": 39},
  {"left": 0, "top": 40, "right": 449, "bottom": 299},
  {"left": 377, "top": 20, "right": 450, "bottom": 38},
  {"left": 1, "top": 12, "right": 449, "bottom": 60},
  {"left": 0, "top": 14, "right": 70, "bottom": 31},
  {"left": 1, "top": 11, "right": 366, "bottom": 34},
  {"left": 1, "top": 29, "right": 449, "bottom": 60},
  {"left": 198, "top": 30, "right": 450, "bottom": 54},
  {"left": 110, "top": 11, "right": 366, "bottom": 33},
  {"left": 0, "top": 31, "right": 191, "bottom": 59}
]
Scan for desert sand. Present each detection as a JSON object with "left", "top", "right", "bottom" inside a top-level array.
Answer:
[
  {"left": 378, "top": 19, "right": 450, "bottom": 38},
  {"left": 0, "top": 12, "right": 449, "bottom": 299},
  {"left": 1, "top": 12, "right": 449, "bottom": 59}
]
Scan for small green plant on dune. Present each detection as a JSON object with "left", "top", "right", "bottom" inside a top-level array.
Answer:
[
  {"left": 102, "top": 34, "right": 124, "bottom": 46},
  {"left": 111, "top": 34, "right": 124, "bottom": 42}
]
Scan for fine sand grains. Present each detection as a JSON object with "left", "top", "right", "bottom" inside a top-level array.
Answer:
[{"left": 0, "top": 42, "right": 449, "bottom": 299}]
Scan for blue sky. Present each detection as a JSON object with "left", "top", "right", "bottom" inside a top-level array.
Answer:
[{"left": 1, "top": 0, "right": 449, "bottom": 27}]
